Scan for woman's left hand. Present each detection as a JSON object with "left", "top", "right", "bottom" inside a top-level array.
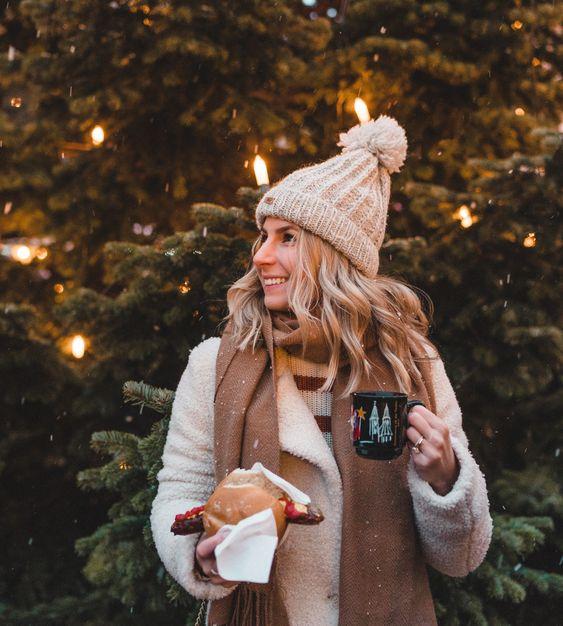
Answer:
[{"left": 407, "top": 405, "right": 460, "bottom": 496}]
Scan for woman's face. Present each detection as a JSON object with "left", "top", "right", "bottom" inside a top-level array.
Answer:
[{"left": 252, "top": 216, "right": 299, "bottom": 312}]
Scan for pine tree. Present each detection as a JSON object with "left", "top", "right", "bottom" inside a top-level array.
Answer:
[
  {"left": 320, "top": 0, "right": 560, "bottom": 181},
  {"left": 1, "top": 0, "right": 561, "bottom": 623},
  {"left": 0, "top": 189, "right": 260, "bottom": 623},
  {"left": 0, "top": 303, "right": 98, "bottom": 621},
  {"left": 1, "top": 0, "right": 331, "bottom": 299}
]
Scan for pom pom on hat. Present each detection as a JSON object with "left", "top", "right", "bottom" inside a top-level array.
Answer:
[{"left": 337, "top": 115, "right": 408, "bottom": 174}]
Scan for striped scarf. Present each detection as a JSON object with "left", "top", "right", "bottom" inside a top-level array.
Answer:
[{"left": 286, "top": 351, "right": 334, "bottom": 452}]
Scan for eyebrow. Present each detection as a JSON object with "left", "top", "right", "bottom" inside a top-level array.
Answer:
[{"left": 259, "top": 225, "right": 296, "bottom": 234}]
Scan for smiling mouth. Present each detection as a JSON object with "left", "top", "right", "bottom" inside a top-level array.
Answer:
[
  {"left": 264, "top": 282, "right": 286, "bottom": 290},
  {"left": 264, "top": 278, "right": 287, "bottom": 287}
]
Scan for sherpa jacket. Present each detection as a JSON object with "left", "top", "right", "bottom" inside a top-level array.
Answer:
[{"left": 150, "top": 337, "right": 493, "bottom": 625}]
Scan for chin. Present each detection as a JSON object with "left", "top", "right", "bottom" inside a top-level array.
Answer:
[{"left": 264, "top": 297, "right": 290, "bottom": 312}]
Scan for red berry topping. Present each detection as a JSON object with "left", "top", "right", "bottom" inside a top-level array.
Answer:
[{"left": 183, "top": 505, "right": 205, "bottom": 519}]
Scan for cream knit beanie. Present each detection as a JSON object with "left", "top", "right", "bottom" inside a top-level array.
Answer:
[{"left": 255, "top": 115, "right": 408, "bottom": 278}]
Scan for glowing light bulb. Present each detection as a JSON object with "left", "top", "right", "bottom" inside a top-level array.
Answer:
[
  {"left": 457, "top": 205, "right": 470, "bottom": 220},
  {"left": 514, "top": 107, "right": 525, "bottom": 116},
  {"left": 91, "top": 125, "right": 105, "bottom": 145},
  {"left": 454, "top": 205, "right": 478, "bottom": 228},
  {"left": 460, "top": 215, "right": 473, "bottom": 228},
  {"left": 54, "top": 283, "right": 64, "bottom": 293},
  {"left": 178, "top": 278, "right": 191, "bottom": 294},
  {"left": 10, "top": 97, "right": 22, "bottom": 108},
  {"left": 523, "top": 233, "right": 536, "bottom": 248},
  {"left": 354, "top": 98, "right": 371, "bottom": 124},
  {"left": 12, "top": 245, "right": 32, "bottom": 264},
  {"left": 511, "top": 20, "right": 523, "bottom": 30},
  {"left": 253, "top": 155, "right": 269, "bottom": 186},
  {"left": 35, "top": 247, "right": 48, "bottom": 260},
  {"left": 71, "top": 335, "right": 86, "bottom": 358}
]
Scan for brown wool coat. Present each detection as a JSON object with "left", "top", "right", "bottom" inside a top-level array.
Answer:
[{"left": 208, "top": 312, "right": 438, "bottom": 626}]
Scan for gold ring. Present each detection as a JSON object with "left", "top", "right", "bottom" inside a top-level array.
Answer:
[{"left": 412, "top": 435, "right": 424, "bottom": 454}]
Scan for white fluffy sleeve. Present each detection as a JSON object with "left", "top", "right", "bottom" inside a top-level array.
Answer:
[
  {"left": 407, "top": 351, "right": 494, "bottom": 577},
  {"left": 149, "top": 336, "right": 239, "bottom": 600}
]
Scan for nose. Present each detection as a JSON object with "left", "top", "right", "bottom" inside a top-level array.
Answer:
[{"left": 253, "top": 238, "right": 275, "bottom": 267}]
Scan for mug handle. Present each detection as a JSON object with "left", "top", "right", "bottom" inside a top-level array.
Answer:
[{"left": 407, "top": 400, "right": 425, "bottom": 411}]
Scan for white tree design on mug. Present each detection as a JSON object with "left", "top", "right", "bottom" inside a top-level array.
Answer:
[{"left": 379, "top": 405, "right": 393, "bottom": 443}]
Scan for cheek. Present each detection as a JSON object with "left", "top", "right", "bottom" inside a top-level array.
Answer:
[{"left": 283, "top": 248, "right": 298, "bottom": 273}]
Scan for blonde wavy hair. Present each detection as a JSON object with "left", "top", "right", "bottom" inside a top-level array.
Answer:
[{"left": 221, "top": 226, "right": 439, "bottom": 400}]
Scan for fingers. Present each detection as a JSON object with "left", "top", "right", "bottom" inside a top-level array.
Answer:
[
  {"left": 423, "top": 408, "right": 451, "bottom": 437},
  {"left": 406, "top": 424, "right": 423, "bottom": 447},
  {"left": 195, "top": 532, "right": 237, "bottom": 587},
  {"left": 196, "top": 532, "right": 226, "bottom": 561},
  {"left": 406, "top": 420, "right": 440, "bottom": 461},
  {"left": 407, "top": 406, "right": 433, "bottom": 438},
  {"left": 406, "top": 407, "right": 458, "bottom": 491},
  {"left": 407, "top": 406, "right": 450, "bottom": 448}
]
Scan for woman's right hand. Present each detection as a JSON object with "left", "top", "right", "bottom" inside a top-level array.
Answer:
[{"left": 195, "top": 532, "right": 238, "bottom": 588}]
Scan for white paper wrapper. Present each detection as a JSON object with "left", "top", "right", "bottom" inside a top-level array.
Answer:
[
  {"left": 250, "top": 461, "right": 310, "bottom": 504},
  {"left": 213, "top": 462, "right": 310, "bottom": 582}
]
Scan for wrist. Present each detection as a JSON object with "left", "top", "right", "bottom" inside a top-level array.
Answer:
[
  {"left": 430, "top": 455, "right": 460, "bottom": 496},
  {"left": 430, "top": 479, "right": 454, "bottom": 496}
]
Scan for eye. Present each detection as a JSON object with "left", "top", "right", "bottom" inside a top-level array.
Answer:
[{"left": 283, "top": 232, "right": 297, "bottom": 243}]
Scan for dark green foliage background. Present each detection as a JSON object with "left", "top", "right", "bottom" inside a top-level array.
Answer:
[{"left": 1, "top": 1, "right": 561, "bottom": 624}]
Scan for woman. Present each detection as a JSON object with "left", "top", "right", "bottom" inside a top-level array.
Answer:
[{"left": 150, "top": 116, "right": 493, "bottom": 626}]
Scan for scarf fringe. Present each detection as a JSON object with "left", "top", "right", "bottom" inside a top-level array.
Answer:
[{"left": 227, "top": 584, "right": 272, "bottom": 626}]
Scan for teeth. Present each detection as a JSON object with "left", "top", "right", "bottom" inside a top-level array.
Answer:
[{"left": 264, "top": 277, "right": 287, "bottom": 285}]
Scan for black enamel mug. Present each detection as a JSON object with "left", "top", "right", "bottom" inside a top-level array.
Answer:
[{"left": 351, "top": 391, "right": 425, "bottom": 460}]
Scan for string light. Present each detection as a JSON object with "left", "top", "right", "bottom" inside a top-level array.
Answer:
[
  {"left": 178, "top": 278, "right": 192, "bottom": 294},
  {"left": 523, "top": 232, "right": 536, "bottom": 248},
  {"left": 12, "top": 245, "right": 33, "bottom": 264},
  {"left": 514, "top": 107, "right": 525, "bottom": 116},
  {"left": 71, "top": 335, "right": 86, "bottom": 359},
  {"left": 253, "top": 155, "right": 269, "bottom": 186},
  {"left": 10, "top": 97, "right": 22, "bottom": 108},
  {"left": 119, "top": 460, "right": 131, "bottom": 470},
  {"left": 1, "top": 238, "right": 54, "bottom": 263},
  {"left": 511, "top": 20, "right": 523, "bottom": 30},
  {"left": 454, "top": 204, "right": 478, "bottom": 228},
  {"left": 354, "top": 98, "right": 371, "bottom": 124},
  {"left": 54, "top": 283, "right": 64, "bottom": 294},
  {"left": 460, "top": 215, "right": 474, "bottom": 228},
  {"left": 91, "top": 125, "right": 105, "bottom": 145}
]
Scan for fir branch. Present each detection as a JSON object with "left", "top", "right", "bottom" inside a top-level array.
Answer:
[
  {"left": 75, "top": 516, "right": 146, "bottom": 558},
  {"left": 122, "top": 380, "right": 174, "bottom": 417}
]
